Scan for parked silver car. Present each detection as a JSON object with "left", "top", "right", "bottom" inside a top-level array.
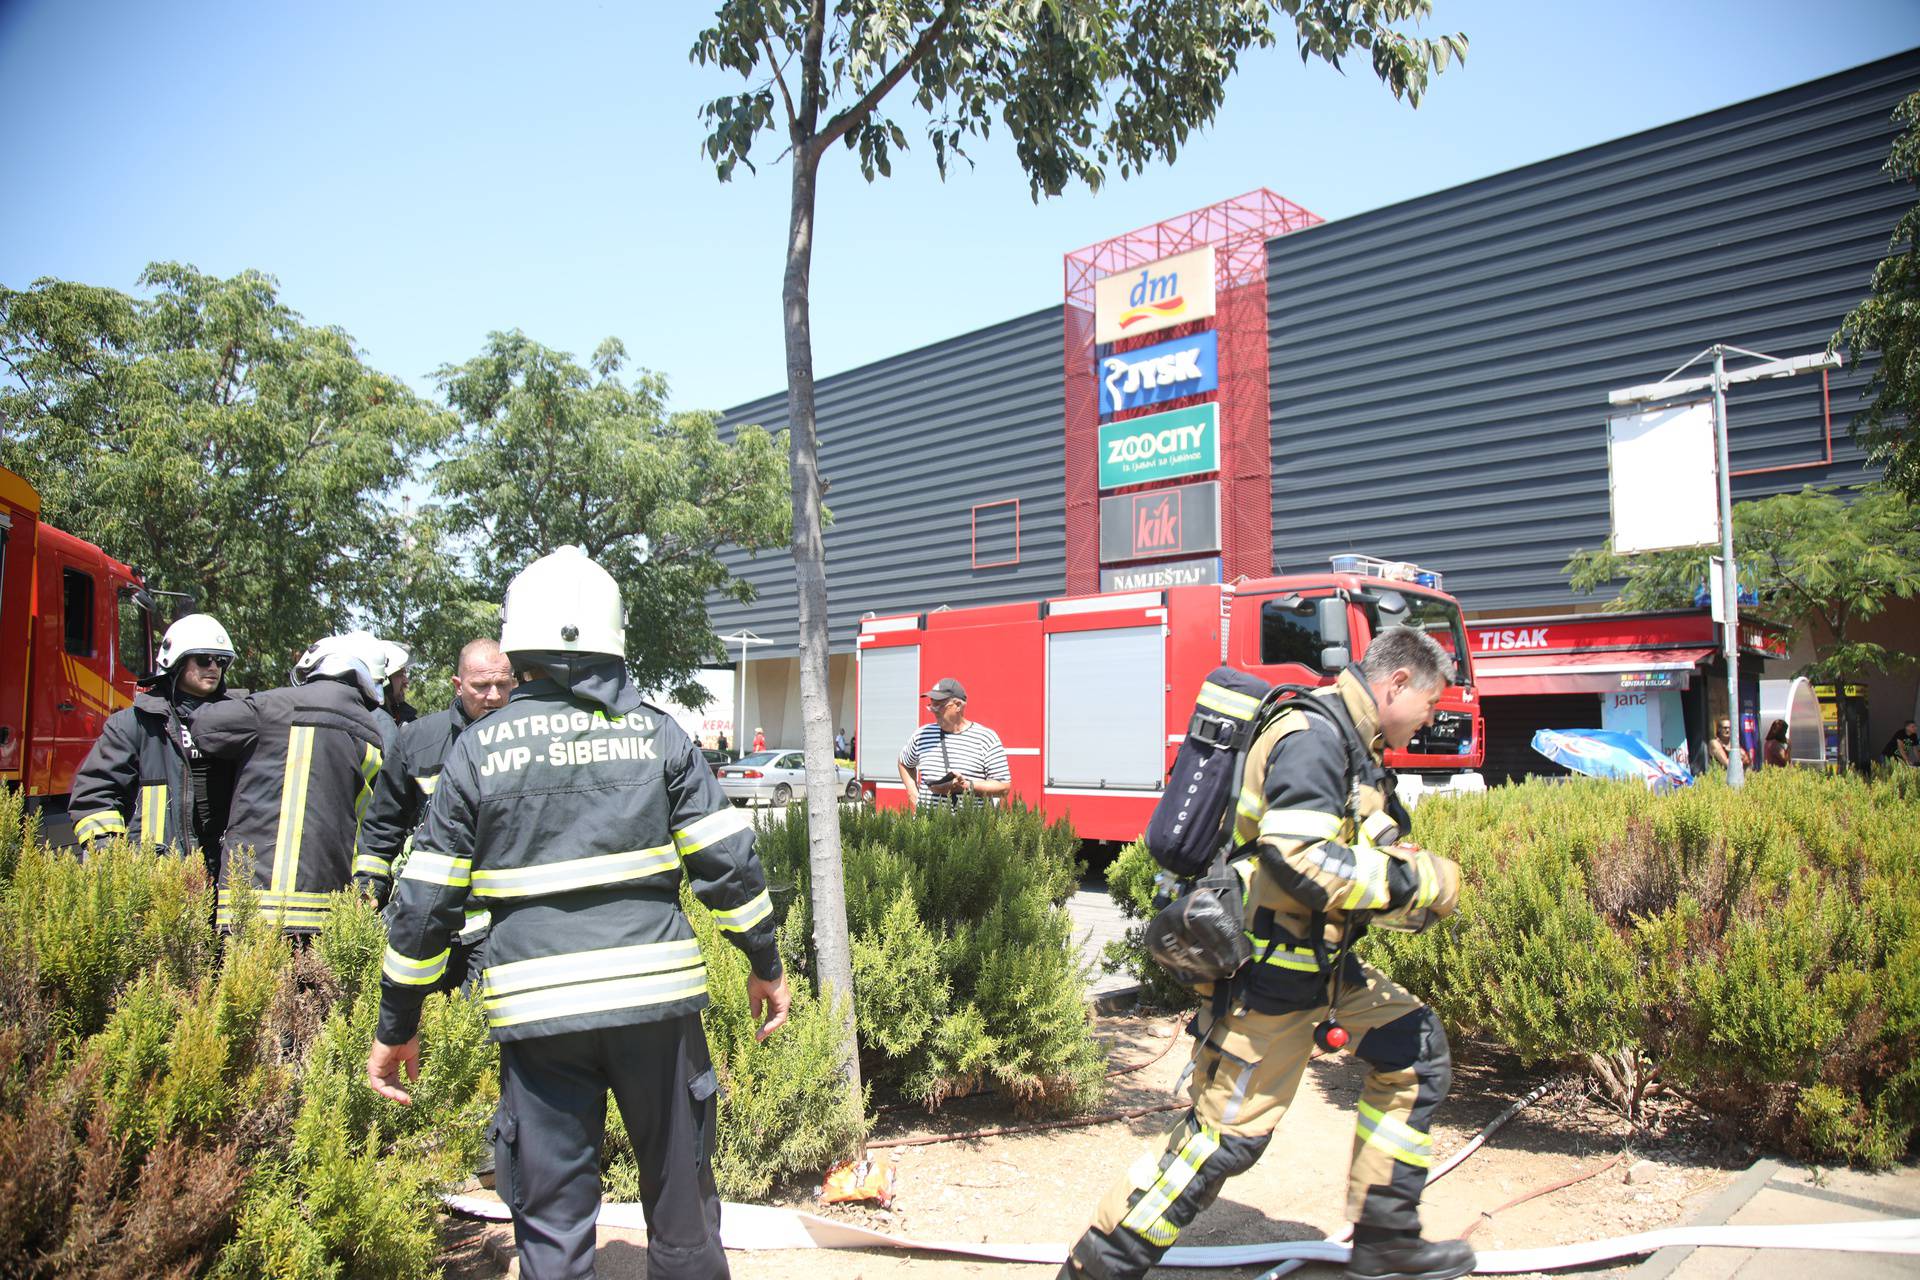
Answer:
[{"left": 715, "top": 749, "right": 862, "bottom": 806}]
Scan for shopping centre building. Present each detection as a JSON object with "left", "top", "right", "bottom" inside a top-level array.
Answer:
[{"left": 704, "top": 50, "right": 1920, "bottom": 780}]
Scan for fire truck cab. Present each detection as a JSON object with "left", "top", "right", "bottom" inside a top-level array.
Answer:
[
  {"left": 1, "top": 467, "right": 154, "bottom": 845},
  {"left": 855, "top": 555, "right": 1482, "bottom": 844}
]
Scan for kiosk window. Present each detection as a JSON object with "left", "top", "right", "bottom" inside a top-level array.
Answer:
[
  {"left": 1260, "top": 599, "right": 1333, "bottom": 671},
  {"left": 63, "top": 569, "right": 96, "bottom": 656}
]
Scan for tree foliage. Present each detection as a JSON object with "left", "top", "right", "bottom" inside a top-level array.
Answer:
[
  {"left": 1834, "top": 89, "right": 1920, "bottom": 503},
  {"left": 692, "top": 0, "right": 1467, "bottom": 196},
  {"left": 431, "top": 331, "right": 791, "bottom": 705},
  {"left": 0, "top": 263, "right": 450, "bottom": 687},
  {"left": 1565, "top": 483, "right": 1920, "bottom": 680}
]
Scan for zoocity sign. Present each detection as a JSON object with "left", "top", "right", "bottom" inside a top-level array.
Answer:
[{"left": 1097, "top": 403, "right": 1219, "bottom": 490}]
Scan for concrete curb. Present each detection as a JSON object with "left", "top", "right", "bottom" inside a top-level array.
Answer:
[{"left": 1631, "top": 1157, "right": 1781, "bottom": 1278}]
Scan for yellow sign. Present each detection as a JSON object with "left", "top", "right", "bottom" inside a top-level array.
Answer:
[{"left": 1093, "top": 246, "right": 1217, "bottom": 345}]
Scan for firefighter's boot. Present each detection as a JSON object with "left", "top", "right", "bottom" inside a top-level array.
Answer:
[{"left": 1344, "top": 1230, "right": 1475, "bottom": 1280}]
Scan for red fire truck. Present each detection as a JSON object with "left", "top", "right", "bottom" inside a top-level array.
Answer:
[
  {"left": 854, "top": 555, "right": 1483, "bottom": 843},
  {"left": 1, "top": 467, "right": 155, "bottom": 845}
]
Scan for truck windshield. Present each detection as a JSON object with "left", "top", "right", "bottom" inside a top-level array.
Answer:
[{"left": 1371, "top": 591, "right": 1472, "bottom": 685}]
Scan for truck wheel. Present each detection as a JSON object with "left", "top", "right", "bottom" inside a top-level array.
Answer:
[
  {"left": 772, "top": 783, "right": 792, "bottom": 806},
  {"left": 844, "top": 779, "right": 863, "bottom": 802}
]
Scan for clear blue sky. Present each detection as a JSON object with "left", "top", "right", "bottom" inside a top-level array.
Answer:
[{"left": 3, "top": 2, "right": 1916, "bottom": 417}]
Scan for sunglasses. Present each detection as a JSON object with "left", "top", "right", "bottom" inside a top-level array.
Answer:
[{"left": 188, "top": 654, "right": 232, "bottom": 670}]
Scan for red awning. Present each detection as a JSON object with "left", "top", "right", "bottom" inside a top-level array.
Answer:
[{"left": 1471, "top": 647, "right": 1717, "bottom": 697}]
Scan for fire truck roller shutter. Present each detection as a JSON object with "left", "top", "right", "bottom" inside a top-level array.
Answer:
[
  {"left": 857, "top": 644, "right": 920, "bottom": 781},
  {"left": 1044, "top": 626, "right": 1164, "bottom": 789},
  {"left": 1481, "top": 694, "right": 1603, "bottom": 786}
]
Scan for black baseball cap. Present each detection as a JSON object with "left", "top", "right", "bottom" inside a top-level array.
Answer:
[{"left": 924, "top": 678, "right": 967, "bottom": 702}]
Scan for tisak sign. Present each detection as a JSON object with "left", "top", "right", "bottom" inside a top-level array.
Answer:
[
  {"left": 1098, "top": 481, "right": 1221, "bottom": 563},
  {"left": 1097, "top": 403, "right": 1218, "bottom": 490},
  {"left": 1093, "top": 246, "right": 1217, "bottom": 345}
]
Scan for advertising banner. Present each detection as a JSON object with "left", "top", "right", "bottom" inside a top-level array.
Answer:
[
  {"left": 1093, "top": 246, "right": 1217, "bottom": 345},
  {"left": 1097, "top": 403, "right": 1219, "bottom": 490},
  {"left": 1098, "top": 481, "right": 1221, "bottom": 563},
  {"left": 1606, "top": 399, "right": 1720, "bottom": 553},
  {"left": 1100, "top": 557, "right": 1223, "bottom": 592},
  {"left": 1098, "top": 331, "right": 1219, "bottom": 415}
]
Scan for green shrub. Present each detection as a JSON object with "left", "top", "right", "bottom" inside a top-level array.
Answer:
[{"left": 755, "top": 801, "right": 1104, "bottom": 1112}]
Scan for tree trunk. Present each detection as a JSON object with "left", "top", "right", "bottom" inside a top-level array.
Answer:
[{"left": 782, "top": 151, "right": 863, "bottom": 1111}]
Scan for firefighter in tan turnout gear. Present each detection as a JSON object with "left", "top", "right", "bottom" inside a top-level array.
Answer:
[
  {"left": 366, "top": 545, "right": 791, "bottom": 1280},
  {"left": 1063, "top": 628, "right": 1473, "bottom": 1280}
]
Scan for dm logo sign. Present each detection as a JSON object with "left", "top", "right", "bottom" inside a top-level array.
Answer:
[
  {"left": 1093, "top": 246, "right": 1217, "bottom": 345},
  {"left": 1097, "top": 404, "right": 1219, "bottom": 490},
  {"left": 1098, "top": 331, "right": 1218, "bottom": 416}
]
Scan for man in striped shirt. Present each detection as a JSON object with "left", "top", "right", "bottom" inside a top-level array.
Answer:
[{"left": 897, "top": 678, "right": 1011, "bottom": 809}]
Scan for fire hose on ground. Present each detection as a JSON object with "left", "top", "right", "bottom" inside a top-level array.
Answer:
[{"left": 441, "top": 1069, "right": 1920, "bottom": 1269}]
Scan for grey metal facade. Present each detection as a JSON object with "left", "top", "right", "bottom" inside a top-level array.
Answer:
[
  {"left": 1266, "top": 50, "right": 1917, "bottom": 612},
  {"left": 709, "top": 306, "right": 1067, "bottom": 659},
  {"left": 711, "top": 52, "right": 1918, "bottom": 653}
]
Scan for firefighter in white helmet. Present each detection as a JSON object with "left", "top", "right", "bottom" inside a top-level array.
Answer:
[
  {"left": 378, "top": 638, "right": 421, "bottom": 728},
  {"left": 190, "top": 630, "right": 389, "bottom": 934},
  {"left": 367, "top": 545, "right": 790, "bottom": 1280},
  {"left": 70, "top": 612, "right": 242, "bottom": 879}
]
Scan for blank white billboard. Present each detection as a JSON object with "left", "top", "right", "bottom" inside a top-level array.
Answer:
[{"left": 1607, "top": 399, "right": 1720, "bottom": 554}]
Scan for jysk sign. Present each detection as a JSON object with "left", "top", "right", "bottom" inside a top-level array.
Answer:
[
  {"left": 1093, "top": 246, "right": 1217, "bottom": 345},
  {"left": 1099, "top": 481, "right": 1221, "bottom": 563},
  {"left": 1101, "top": 557, "right": 1222, "bottom": 592},
  {"left": 1099, "top": 331, "right": 1219, "bottom": 415},
  {"left": 1098, "top": 404, "right": 1219, "bottom": 490}
]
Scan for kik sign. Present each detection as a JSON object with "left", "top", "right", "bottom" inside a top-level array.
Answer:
[
  {"left": 1093, "top": 246, "right": 1218, "bottom": 345},
  {"left": 1098, "top": 404, "right": 1219, "bottom": 490},
  {"left": 1098, "top": 331, "right": 1219, "bottom": 415},
  {"left": 1098, "top": 481, "right": 1221, "bottom": 563}
]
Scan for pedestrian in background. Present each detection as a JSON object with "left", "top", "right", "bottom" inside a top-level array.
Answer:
[
  {"left": 897, "top": 678, "right": 1010, "bottom": 809},
  {"left": 1764, "top": 719, "right": 1790, "bottom": 768},
  {"left": 1885, "top": 719, "right": 1920, "bottom": 766}
]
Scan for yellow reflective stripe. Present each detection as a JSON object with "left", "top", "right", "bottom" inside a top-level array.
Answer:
[
  {"left": 1411, "top": 850, "right": 1439, "bottom": 910},
  {"left": 483, "top": 938, "right": 703, "bottom": 997},
  {"left": 73, "top": 810, "right": 127, "bottom": 841},
  {"left": 1236, "top": 786, "right": 1265, "bottom": 823},
  {"left": 1356, "top": 1101, "right": 1432, "bottom": 1168},
  {"left": 415, "top": 773, "right": 438, "bottom": 796},
  {"left": 1246, "top": 937, "right": 1322, "bottom": 972},
  {"left": 468, "top": 845, "right": 679, "bottom": 898},
  {"left": 399, "top": 850, "right": 472, "bottom": 887},
  {"left": 352, "top": 853, "right": 393, "bottom": 878},
  {"left": 1258, "top": 808, "right": 1342, "bottom": 841},
  {"left": 1342, "top": 843, "right": 1392, "bottom": 911},
  {"left": 383, "top": 946, "right": 450, "bottom": 987},
  {"left": 460, "top": 908, "right": 492, "bottom": 936},
  {"left": 710, "top": 889, "right": 772, "bottom": 933},
  {"left": 355, "top": 743, "right": 382, "bottom": 822},
  {"left": 672, "top": 806, "right": 752, "bottom": 857},
  {"left": 1196, "top": 681, "right": 1260, "bottom": 720},
  {"left": 139, "top": 783, "right": 168, "bottom": 847},
  {"left": 271, "top": 727, "right": 315, "bottom": 896},
  {"left": 483, "top": 967, "right": 709, "bottom": 1029},
  {"left": 1120, "top": 1121, "right": 1221, "bottom": 1246}
]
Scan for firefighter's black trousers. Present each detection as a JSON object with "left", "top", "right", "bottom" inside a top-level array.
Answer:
[{"left": 493, "top": 1015, "right": 727, "bottom": 1280}]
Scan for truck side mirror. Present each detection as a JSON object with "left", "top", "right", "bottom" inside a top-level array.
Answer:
[{"left": 1316, "top": 597, "right": 1351, "bottom": 671}]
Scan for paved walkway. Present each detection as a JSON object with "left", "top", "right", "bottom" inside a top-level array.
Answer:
[
  {"left": 1639, "top": 1158, "right": 1920, "bottom": 1280},
  {"left": 1066, "top": 875, "right": 1139, "bottom": 1003}
]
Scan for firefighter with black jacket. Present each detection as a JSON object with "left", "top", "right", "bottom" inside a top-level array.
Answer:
[
  {"left": 1062, "top": 628, "right": 1473, "bottom": 1280},
  {"left": 192, "top": 632, "right": 388, "bottom": 934},
  {"left": 366, "top": 545, "right": 791, "bottom": 1280},
  {"left": 70, "top": 613, "right": 241, "bottom": 879},
  {"left": 354, "top": 637, "right": 515, "bottom": 988}
]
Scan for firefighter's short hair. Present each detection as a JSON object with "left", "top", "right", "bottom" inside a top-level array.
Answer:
[{"left": 1360, "top": 626, "right": 1454, "bottom": 690}]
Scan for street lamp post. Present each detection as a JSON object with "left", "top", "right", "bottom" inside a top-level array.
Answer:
[{"left": 718, "top": 630, "right": 765, "bottom": 753}]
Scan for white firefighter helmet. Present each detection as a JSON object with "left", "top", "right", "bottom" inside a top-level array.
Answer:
[
  {"left": 379, "top": 639, "right": 411, "bottom": 677},
  {"left": 499, "top": 545, "right": 626, "bottom": 659},
  {"left": 292, "top": 630, "right": 388, "bottom": 703},
  {"left": 155, "top": 613, "right": 235, "bottom": 675}
]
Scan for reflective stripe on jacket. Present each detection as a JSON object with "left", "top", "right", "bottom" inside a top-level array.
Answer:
[
  {"left": 377, "top": 680, "right": 782, "bottom": 1045},
  {"left": 69, "top": 683, "right": 239, "bottom": 859},
  {"left": 192, "top": 677, "right": 385, "bottom": 933}
]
